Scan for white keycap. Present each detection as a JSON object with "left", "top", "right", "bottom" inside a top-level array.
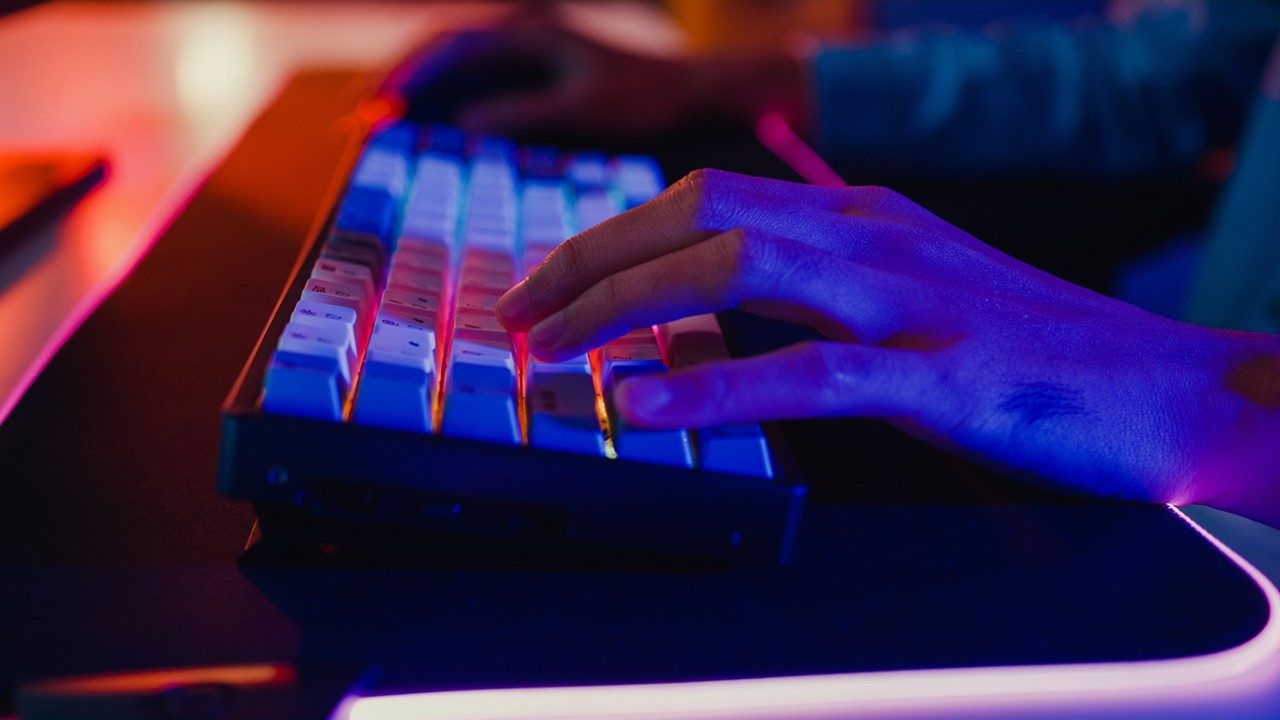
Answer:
[
  {"left": 527, "top": 359, "right": 604, "bottom": 456},
  {"left": 312, "top": 258, "right": 376, "bottom": 299},
  {"left": 566, "top": 153, "right": 609, "bottom": 188},
  {"left": 261, "top": 356, "right": 345, "bottom": 422},
  {"left": 447, "top": 334, "right": 516, "bottom": 394},
  {"left": 277, "top": 322, "right": 352, "bottom": 390},
  {"left": 454, "top": 310, "right": 506, "bottom": 336},
  {"left": 392, "top": 248, "right": 449, "bottom": 274},
  {"left": 698, "top": 423, "right": 774, "bottom": 478},
  {"left": 609, "top": 155, "right": 664, "bottom": 209},
  {"left": 600, "top": 331, "right": 693, "bottom": 468},
  {"left": 461, "top": 248, "right": 514, "bottom": 275},
  {"left": 382, "top": 288, "right": 440, "bottom": 317},
  {"left": 351, "top": 147, "right": 408, "bottom": 196},
  {"left": 440, "top": 389, "right": 519, "bottom": 445},
  {"left": 575, "top": 190, "right": 620, "bottom": 229},
  {"left": 457, "top": 289, "right": 500, "bottom": 313},
  {"left": 301, "top": 278, "right": 370, "bottom": 329},
  {"left": 388, "top": 267, "right": 444, "bottom": 295},
  {"left": 289, "top": 302, "right": 357, "bottom": 371},
  {"left": 291, "top": 300, "right": 358, "bottom": 355},
  {"left": 262, "top": 322, "right": 355, "bottom": 421},
  {"left": 443, "top": 331, "right": 517, "bottom": 444},
  {"left": 354, "top": 328, "right": 437, "bottom": 433},
  {"left": 396, "top": 235, "right": 453, "bottom": 260},
  {"left": 374, "top": 311, "right": 437, "bottom": 340},
  {"left": 657, "top": 314, "right": 773, "bottom": 478}
]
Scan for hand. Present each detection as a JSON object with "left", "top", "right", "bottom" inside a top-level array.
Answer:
[
  {"left": 497, "top": 169, "right": 1280, "bottom": 523},
  {"left": 384, "top": 11, "right": 806, "bottom": 137}
]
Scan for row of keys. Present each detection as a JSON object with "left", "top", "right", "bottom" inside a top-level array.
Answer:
[{"left": 260, "top": 123, "right": 771, "bottom": 477}]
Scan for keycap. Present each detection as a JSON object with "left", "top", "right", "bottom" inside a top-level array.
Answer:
[
  {"left": 312, "top": 258, "right": 376, "bottom": 300},
  {"left": 290, "top": 301, "right": 358, "bottom": 371},
  {"left": 374, "top": 310, "right": 437, "bottom": 339},
  {"left": 381, "top": 288, "right": 440, "bottom": 317},
  {"left": 520, "top": 181, "right": 570, "bottom": 249},
  {"left": 575, "top": 190, "right": 620, "bottom": 229},
  {"left": 425, "top": 124, "right": 465, "bottom": 156},
  {"left": 396, "top": 236, "right": 451, "bottom": 262},
  {"left": 441, "top": 331, "right": 519, "bottom": 445},
  {"left": 392, "top": 248, "right": 449, "bottom": 274},
  {"left": 354, "top": 327, "right": 436, "bottom": 433},
  {"left": 520, "top": 147, "right": 562, "bottom": 178},
  {"left": 334, "top": 141, "right": 410, "bottom": 243},
  {"left": 366, "top": 121, "right": 417, "bottom": 157},
  {"left": 261, "top": 355, "right": 345, "bottom": 422},
  {"left": 567, "top": 152, "right": 609, "bottom": 189},
  {"left": 261, "top": 322, "right": 355, "bottom": 421},
  {"left": 401, "top": 155, "right": 462, "bottom": 245},
  {"left": 388, "top": 267, "right": 444, "bottom": 295},
  {"left": 600, "top": 330, "right": 693, "bottom": 468},
  {"left": 697, "top": 423, "right": 773, "bottom": 478},
  {"left": 320, "top": 246, "right": 383, "bottom": 280},
  {"left": 657, "top": 314, "right": 773, "bottom": 478},
  {"left": 301, "top": 278, "right": 371, "bottom": 331},
  {"left": 334, "top": 187, "right": 399, "bottom": 243},
  {"left": 527, "top": 357, "right": 604, "bottom": 456},
  {"left": 277, "top": 322, "right": 353, "bottom": 389},
  {"left": 457, "top": 289, "right": 500, "bottom": 313},
  {"left": 609, "top": 155, "right": 664, "bottom": 209}
]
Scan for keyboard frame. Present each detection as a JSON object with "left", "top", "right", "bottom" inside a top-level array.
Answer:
[{"left": 218, "top": 121, "right": 807, "bottom": 566}]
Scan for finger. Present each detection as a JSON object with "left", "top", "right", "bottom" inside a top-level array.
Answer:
[
  {"left": 497, "top": 168, "right": 854, "bottom": 330},
  {"left": 526, "top": 228, "right": 922, "bottom": 360},
  {"left": 458, "top": 87, "right": 583, "bottom": 133},
  {"left": 614, "top": 340, "right": 946, "bottom": 429}
]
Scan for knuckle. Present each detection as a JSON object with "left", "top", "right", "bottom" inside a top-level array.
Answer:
[
  {"left": 709, "top": 227, "right": 776, "bottom": 295},
  {"left": 794, "top": 341, "right": 856, "bottom": 404},
  {"left": 667, "top": 168, "right": 727, "bottom": 230},
  {"left": 846, "top": 185, "right": 911, "bottom": 214},
  {"left": 552, "top": 234, "right": 593, "bottom": 280}
]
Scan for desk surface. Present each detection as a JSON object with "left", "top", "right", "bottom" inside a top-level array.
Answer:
[{"left": 2, "top": 4, "right": 1280, "bottom": 720}]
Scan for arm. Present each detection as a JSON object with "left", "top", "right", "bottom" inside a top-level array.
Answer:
[
  {"left": 497, "top": 169, "right": 1280, "bottom": 527},
  {"left": 809, "top": 0, "right": 1280, "bottom": 178}
]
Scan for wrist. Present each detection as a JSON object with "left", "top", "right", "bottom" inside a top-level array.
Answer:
[{"left": 1195, "top": 329, "right": 1280, "bottom": 528}]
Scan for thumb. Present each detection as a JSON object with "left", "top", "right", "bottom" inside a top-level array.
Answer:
[{"left": 615, "top": 340, "right": 944, "bottom": 429}]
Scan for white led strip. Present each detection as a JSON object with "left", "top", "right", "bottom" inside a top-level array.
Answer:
[{"left": 332, "top": 505, "right": 1280, "bottom": 720}]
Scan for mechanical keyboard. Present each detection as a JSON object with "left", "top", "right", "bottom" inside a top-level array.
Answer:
[{"left": 218, "top": 120, "right": 805, "bottom": 564}]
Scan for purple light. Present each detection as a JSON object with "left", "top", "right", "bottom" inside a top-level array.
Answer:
[{"left": 331, "top": 506, "right": 1280, "bottom": 720}]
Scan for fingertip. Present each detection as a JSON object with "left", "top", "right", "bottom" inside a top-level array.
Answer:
[
  {"left": 528, "top": 312, "right": 567, "bottom": 354},
  {"left": 496, "top": 281, "right": 533, "bottom": 329}
]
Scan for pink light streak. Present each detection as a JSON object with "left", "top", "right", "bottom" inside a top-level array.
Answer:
[
  {"left": 753, "top": 111, "right": 846, "bottom": 188},
  {"left": 332, "top": 505, "right": 1280, "bottom": 720}
]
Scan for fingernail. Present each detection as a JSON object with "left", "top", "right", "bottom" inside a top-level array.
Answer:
[
  {"left": 529, "top": 312, "right": 566, "bottom": 350},
  {"left": 618, "top": 377, "right": 671, "bottom": 423},
  {"left": 496, "top": 281, "right": 531, "bottom": 323}
]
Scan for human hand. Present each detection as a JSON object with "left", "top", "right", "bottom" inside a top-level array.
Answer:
[
  {"left": 383, "top": 10, "right": 805, "bottom": 137},
  {"left": 497, "top": 169, "right": 1280, "bottom": 521}
]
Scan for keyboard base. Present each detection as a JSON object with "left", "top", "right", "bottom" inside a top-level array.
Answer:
[{"left": 220, "top": 410, "right": 805, "bottom": 566}]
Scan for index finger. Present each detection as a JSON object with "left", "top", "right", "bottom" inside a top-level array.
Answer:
[{"left": 496, "top": 168, "right": 848, "bottom": 331}]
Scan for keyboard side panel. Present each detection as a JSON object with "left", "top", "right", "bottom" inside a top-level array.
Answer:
[{"left": 220, "top": 411, "right": 804, "bottom": 564}]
